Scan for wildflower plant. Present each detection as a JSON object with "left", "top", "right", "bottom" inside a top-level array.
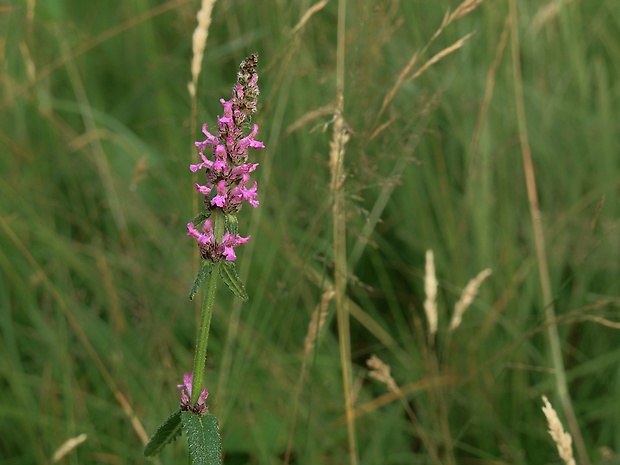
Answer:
[{"left": 144, "top": 53, "right": 263, "bottom": 464}]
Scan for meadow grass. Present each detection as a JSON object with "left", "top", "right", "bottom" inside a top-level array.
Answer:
[{"left": 1, "top": 0, "right": 619, "bottom": 464}]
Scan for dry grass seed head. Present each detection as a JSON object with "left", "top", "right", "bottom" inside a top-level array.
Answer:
[
  {"left": 447, "top": 0, "right": 484, "bottom": 24},
  {"left": 541, "top": 395, "right": 576, "bottom": 465},
  {"left": 51, "top": 434, "right": 88, "bottom": 463},
  {"left": 291, "top": 0, "right": 328, "bottom": 36},
  {"left": 328, "top": 100, "right": 350, "bottom": 194},
  {"left": 367, "top": 355, "right": 398, "bottom": 394},
  {"left": 304, "top": 286, "right": 334, "bottom": 355},
  {"left": 424, "top": 250, "right": 438, "bottom": 336},
  {"left": 449, "top": 268, "right": 492, "bottom": 331},
  {"left": 189, "top": 0, "right": 217, "bottom": 98},
  {"left": 411, "top": 33, "right": 474, "bottom": 81},
  {"left": 531, "top": 0, "right": 575, "bottom": 35}
]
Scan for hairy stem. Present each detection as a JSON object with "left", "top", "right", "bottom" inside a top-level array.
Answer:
[{"left": 190, "top": 213, "right": 223, "bottom": 403}]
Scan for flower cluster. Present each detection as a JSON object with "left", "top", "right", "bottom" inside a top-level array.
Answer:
[
  {"left": 178, "top": 373, "right": 209, "bottom": 415},
  {"left": 187, "top": 53, "right": 263, "bottom": 262},
  {"left": 187, "top": 218, "right": 250, "bottom": 262}
]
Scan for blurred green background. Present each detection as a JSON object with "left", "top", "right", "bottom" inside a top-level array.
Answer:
[{"left": 1, "top": 0, "right": 619, "bottom": 464}]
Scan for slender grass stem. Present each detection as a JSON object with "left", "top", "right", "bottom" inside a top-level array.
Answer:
[
  {"left": 332, "top": 1, "right": 358, "bottom": 463},
  {"left": 509, "top": 2, "right": 589, "bottom": 464},
  {"left": 332, "top": 123, "right": 357, "bottom": 465}
]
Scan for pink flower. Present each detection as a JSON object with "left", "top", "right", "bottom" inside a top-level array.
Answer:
[
  {"left": 188, "top": 53, "right": 262, "bottom": 261},
  {"left": 195, "top": 124, "right": 219, "bottom": 153},
  {"left": 187, "top": 219, "right": 250, "bottom": 262},
  {"left": 220, "top": 232, "right": 251, "bottom": 261},
  {"left": 178, "top": 373, "right": 209, "bottom": 415},
  {"left": 210, "top": 180, "right": 228, "bottom": 208}
]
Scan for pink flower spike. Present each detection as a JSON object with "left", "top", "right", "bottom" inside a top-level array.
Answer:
[{"left": 187, "top": 54, "right": 262, "bottom": 258}]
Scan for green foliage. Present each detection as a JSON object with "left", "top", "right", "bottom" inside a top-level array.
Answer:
[
  {"left": 219, "top": 261, "right": 248, "bottom": 301},
  {"left": 144, "top": 410, "right": 183, "bottom": 458},
  {"left": 1, "top": 1, "right": 619, "bottom": 464},
  {"left": 181, "top": 412, "right": 222, "bottom": 465},
  {"left": 190, "top": 260, "right": 213, "bottom": 301},
  {"left": 225, "top": 213, "right": 238, "bottom": 235}
]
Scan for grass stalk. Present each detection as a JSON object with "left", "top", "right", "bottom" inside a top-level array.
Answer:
[
  {"left": 331, "top": 1, "right": 358, "bottom": 463},
  {"left": 367, "top": 355, "right": 442, "bottom": 465},
  {"left": 284, "top": 286, "right": 334, "bottom": 465},
  {"left": 509, "top": 2, "right": 589, "bottom": 464},
  {"left": 0, "top": 216, "right": 149, "bottom": 446}
]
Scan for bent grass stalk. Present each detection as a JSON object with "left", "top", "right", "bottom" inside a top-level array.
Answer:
[
  {"left": 366, "top": 355, "right": 441, "bottom": 465},
  {"left": 509, "top": 1, "right": 589, "bottom": 463},
  {"left": 284, "top": 286, "right": 334, "bottom": 465}
]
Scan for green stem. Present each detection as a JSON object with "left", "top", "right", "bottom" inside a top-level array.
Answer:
[
  {"left": 190, "top": 212, "right": 224, "bottom": 403},
  {"left": 190, "top": 261, "right": 219, "bottom": 404},
  {"left": 508, "top": 3, "right": 589, "bottom": 464}
]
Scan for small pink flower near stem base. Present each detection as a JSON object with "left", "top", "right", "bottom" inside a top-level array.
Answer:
[{"left": 178, "top": 373, "right": 209, "bottom": 415}]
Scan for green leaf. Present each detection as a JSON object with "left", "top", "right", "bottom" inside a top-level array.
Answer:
[
  {"left": 144, "top": 410, "right": 183, "bottom": 457},
  {"left": 189, "top": 211, "right": 210, "bottom": 225},
  {"left": 181, "top": 411, "right": 222, "bottom": 465},
  {"left": 219, "top": 261, "right": 248, "bottom": 301},
  {"left": 190, "top": 261, "right": 213, "bottom": 300},
  {"left": 224, "top": 214, "right": 238, "bottom": 235}
]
